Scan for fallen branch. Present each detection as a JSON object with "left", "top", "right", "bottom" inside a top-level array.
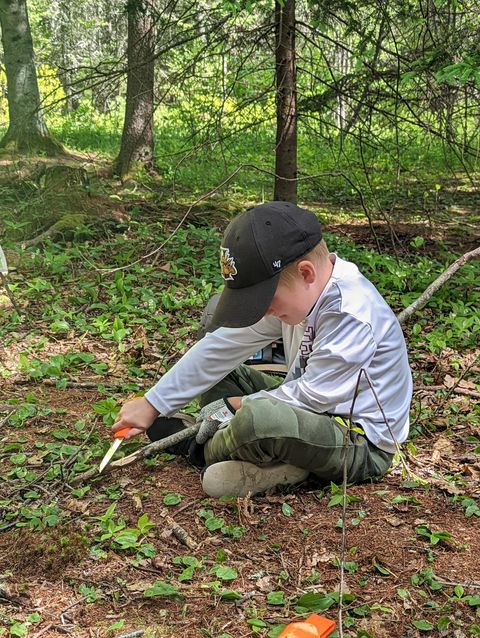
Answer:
[
  {"left": 10, "top": 377, "right": 148, "bottom": 390},
  {"left": 113, "top": 631, "right": 145, "bottom": 638},
  {"left": 158, "top": 506, "right": 197, "bottom": 549},
  {"left": 0, "top": 405, "right": 15, "bottom": 413},
  {"left": 414, "top": 384, "right": 480, "bottom": 399},
  {"left": 70, "top": 415, "right": 198, "bottom": 486},
  {"left": 0, "top": 405, "right": 14, "bottom": 429},
  {"left": 397, "top": 246, "right": 480, "bottom": 325}
]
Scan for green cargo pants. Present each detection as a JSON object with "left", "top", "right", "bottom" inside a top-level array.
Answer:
[{"left": 201, "top": 365, "right": 393, "bottom": 484}]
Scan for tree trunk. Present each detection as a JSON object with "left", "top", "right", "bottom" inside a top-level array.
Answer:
[
  {"left": 0, "top": 0, "right": 62, "bottom": 154},
  {"left": 114, "top": 0, "right": 155, "bottom": 180},
  {"left": 273, "top": 0, "right": 297, "bottom": 204}
]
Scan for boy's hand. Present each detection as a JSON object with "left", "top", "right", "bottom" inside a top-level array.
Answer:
[
  {"left": 112, "top": 397, "right": 159, "bottom": 439},
  {"left": 195, "top": 397, "right": 239, "bottom": 444}
]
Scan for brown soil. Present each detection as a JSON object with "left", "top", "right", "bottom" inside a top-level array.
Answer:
[{"left": 0, "top": 383, "right": 479, "bottom": 638}]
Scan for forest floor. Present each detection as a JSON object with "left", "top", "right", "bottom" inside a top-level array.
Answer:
[{"left": 0, "top": 167, "right": 479, "bottom": 638}]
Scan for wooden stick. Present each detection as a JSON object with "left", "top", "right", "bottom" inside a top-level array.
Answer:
[
  {"left": 414, "top": 384, "right": 480, "bottom": 399},
  {"left": 397, "top": 246, "right": 480, "bottom": 325},
  {"left": 70, "top": 417, "right": 198, "bottom": 486},
  {"left": 158, "top": 506, "right": 198, "bottom": 549}
]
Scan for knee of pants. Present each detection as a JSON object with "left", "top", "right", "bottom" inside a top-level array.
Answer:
[{"left": 227, "top": 397, "right": 302, "bottom": 445}]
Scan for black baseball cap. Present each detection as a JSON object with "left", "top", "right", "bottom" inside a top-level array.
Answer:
[{"left": 212, "top": 201, "right": 323, "bottom": 328}]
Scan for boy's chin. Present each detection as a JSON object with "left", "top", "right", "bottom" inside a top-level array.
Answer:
[{"left": 281, "top": 316, "right": 305, "bottom": 326}]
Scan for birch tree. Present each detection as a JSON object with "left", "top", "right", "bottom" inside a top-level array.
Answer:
[{"left": 0, "top": 0, "right": 62, "bottom": 154}]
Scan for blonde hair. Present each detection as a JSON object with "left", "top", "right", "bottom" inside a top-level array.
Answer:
[{"left": 279, "top": 239, "right": 330, "bottom": 287}]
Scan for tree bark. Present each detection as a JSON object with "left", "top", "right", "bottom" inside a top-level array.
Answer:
[
  {"left": 0, "top": 0, "right": 62, "bottom": 154},
  {"left": 114, "top": 0, "right": 155, "bottom": 179},
  {"left": 273, "top": 0, "right": 297, "bottom": 203}
]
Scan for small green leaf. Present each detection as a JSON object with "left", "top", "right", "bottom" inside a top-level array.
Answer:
[
  {"left": 412, "top": 619, "right": 434, "bottom": 631},
  {"left": 217, "top": 588, "right": 243, "bottom": 601},
  {"left": 436, "top": 616, "right": 450, "bottom": 631},
  {"left": 282, "top": 503, "right": 293, "bottom": 517},
  {"left": 137, "top": 512, "right": 155, "bottom": 534},
  {"left": 296, "top": 592, "right": 336, "bottom": 612},
  {"left": 10, "top": 453, "right": 27, "bottom": 465},
  {"left": 205, "top": 516, "right": 225, "bottom": 531},
  {"left": 328, "top": 494, "right": 344, "bottom": 507},
  {"left": 267, "top": 591, "right": 285, "bottom": 605},
  {"left": 352, "top": 603, "right": 371, "bottom": 616},
  {"left": 144, "top": 580, "right": 182, "bottom": 598},
  {"left": 78, "top": 583, "right": 99, "bottom": 602},
  {"left": 214, "top": 566, "right": 238, "bottom": 581},
  {"left": 247, "top": 618, "right": 268, "bottom": 628},
  {"left": 465, "top": 595, "right": 480, "bottom": 606},
  {"left": 107, "top": 619, "right": 125, "bottom": 631},
  {"left": 372, "top": 558, "right": 393, "bottom": 576},
  {"left": 52, "top": 429, "right": 71, "bottom": 440},
  {"left": 9, "top": 623, "right": 27, "bottom": 638},
  {"left": 178, "top": 565, "right": 195, "bottom": 582},
  {"left": 454, "top": 584, "right": 464, "bottom": 598},
  {"left": 163, "top": 493, "right": 182, "bottom": 506}
]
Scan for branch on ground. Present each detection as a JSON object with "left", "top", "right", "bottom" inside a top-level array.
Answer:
[
  {"left": 397, "top": 246, "right": 480, "bottom": 325},
  {"left": 70, "top": 414, "right": 197, "bottom": 486}
]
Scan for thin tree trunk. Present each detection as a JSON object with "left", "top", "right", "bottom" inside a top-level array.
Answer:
[
  {"left": 0, "top": 0, "right": 62, "bottom": 154},
  {"left": 114, "top": 0, "right": 155, "bottom": 179},
  {"left": 274, "top": 0, "right": 297, "bottom": 203}
]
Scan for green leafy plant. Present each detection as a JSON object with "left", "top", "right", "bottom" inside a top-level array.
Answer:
[
  {"left": 143, "top": 581, "right": 183, "bottom": 598},
  {"left": 328, "top": 482, "right": 361, "bottom": 508},
  {"left": 197, "top": 508, "right": 245, "bottom": 539},
  {"left": 415, "top": 525, "right": 454, "bottom": 546}
]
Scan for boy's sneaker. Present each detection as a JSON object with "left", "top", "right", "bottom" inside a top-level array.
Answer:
[
  {"left": 201, "top": 460, "right": 309, "bottom": 498},
  {"left": 147, "top": 417, "right": 205, "bottom": 467}
]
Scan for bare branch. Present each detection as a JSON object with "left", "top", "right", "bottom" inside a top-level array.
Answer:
[{"left": 397, "top": 246, "right": 480, "bottom": 325}]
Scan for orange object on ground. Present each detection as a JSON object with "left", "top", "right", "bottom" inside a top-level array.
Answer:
[{"left": 278, "top": 614, "right": 336, "bottom": 638}]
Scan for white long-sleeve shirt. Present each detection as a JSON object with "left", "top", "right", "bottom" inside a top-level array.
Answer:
[{"left": 145, "top": 255, "right": 413, "bottom": 453}]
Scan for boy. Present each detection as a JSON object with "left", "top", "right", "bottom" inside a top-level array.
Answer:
[{"left": 113, "top": 201, "right": 413, "bottom": 497}]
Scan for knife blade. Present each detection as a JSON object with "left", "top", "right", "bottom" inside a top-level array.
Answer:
[{"left": 98, "top": 427, "right": 131, "bottom": 474}]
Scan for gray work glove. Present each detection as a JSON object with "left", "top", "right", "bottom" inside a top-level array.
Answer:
[{"left": 195, "top": 398, "right": 236, "bottom": 444}]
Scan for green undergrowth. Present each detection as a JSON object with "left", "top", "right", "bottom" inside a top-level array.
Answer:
[
  {"left": 1, "top": 216, "right": 478, "bottom": 366},
  {"left": 37, "top": 100, "right": 480, "bottom": 203},
  {"left": 1, "top": 212, "right": 479, "bottom": 443}
]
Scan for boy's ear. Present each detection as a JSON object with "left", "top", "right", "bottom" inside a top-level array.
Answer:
[{"left": 297, "top": 260, "right": 316, "bottom": 284}]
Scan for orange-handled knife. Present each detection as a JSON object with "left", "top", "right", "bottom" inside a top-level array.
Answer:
[{"left": 98, "top": 427, "right": 131, "bottom": 474}]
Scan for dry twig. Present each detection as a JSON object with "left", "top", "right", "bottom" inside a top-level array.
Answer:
[
  {"left": 397, "top": 246, "right": 480, "bottom": 325},
  {"left": 158, "top": 507, "right": 197, "bottom": 549}
]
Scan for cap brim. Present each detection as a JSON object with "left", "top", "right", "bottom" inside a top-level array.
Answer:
[{"left": 211, "top": 274, "right": 280, "bottom": 329}]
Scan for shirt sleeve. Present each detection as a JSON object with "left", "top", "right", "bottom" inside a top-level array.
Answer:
[
  {"left": 144, "top": 316, "right": 283, "bottom": 415},
  {"left": 244, "top": 312, "right": 377, "bottom": 415}
]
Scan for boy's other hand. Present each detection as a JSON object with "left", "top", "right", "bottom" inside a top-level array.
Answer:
[
  {"left": 195, "top": 397, "right": 240, "bottom": 444},
  {"left": 112, "top": 397, "right": 160, "bottom": 439}
]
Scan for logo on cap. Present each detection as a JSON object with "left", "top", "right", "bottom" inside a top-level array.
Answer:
[{"left": 220, "top": 247, "right": 237, "bottom": 281}]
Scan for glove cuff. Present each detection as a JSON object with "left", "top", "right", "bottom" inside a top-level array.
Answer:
[{"left": 223, "top": 397, "right": 238, "bottom": 415}]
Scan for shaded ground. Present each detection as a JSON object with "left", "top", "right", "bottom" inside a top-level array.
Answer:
[{"left": 0, "top": 369, "right": 479, "bottom": 638}]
